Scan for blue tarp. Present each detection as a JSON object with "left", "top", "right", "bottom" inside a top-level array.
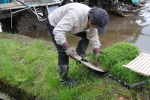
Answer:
[
  {"left": 131, "top": 0, "right": 139, "bottom": 3},
  {"left": 0, "top": 0, "right": 7, "bottom": 4}
]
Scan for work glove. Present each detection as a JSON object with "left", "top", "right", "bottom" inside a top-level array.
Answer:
[
  {"left": 93, "top": 48, "right": 100, "bottom": 63},
  {"left": 62, "top": 42, "right": 77, "bottom": 59}
]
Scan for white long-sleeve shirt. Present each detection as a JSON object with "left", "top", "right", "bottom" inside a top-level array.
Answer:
[{"left": 48, "top": 3, "right": 101, "bottom": 49}]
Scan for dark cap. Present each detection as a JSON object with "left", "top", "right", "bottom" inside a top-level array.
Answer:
[{"left": 89, "top": 7, "right": 109, "bottom": 34}]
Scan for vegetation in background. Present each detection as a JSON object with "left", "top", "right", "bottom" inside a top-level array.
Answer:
[{"left": 0, "top": 33, "right": 150, "bottom": 100}]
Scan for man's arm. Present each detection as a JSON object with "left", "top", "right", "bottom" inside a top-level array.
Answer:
[
  {"left": 53, "top": 11, "right": 77, "bottom": 46},
  {"left": 87, "top": 28, "right": 101, "bottom": 62},
  {"left": 86, "top": 28, "right": 101, "bottom": 50}
]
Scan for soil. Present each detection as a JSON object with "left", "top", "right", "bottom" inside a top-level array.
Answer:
[
  {"left": 0, "top": 32, "right": 34, "bottom": 42},
  {"left": 0, "top": 32, "right": 55, "bottom": 50}
]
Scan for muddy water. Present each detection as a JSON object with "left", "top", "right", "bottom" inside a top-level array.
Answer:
[{"left": 101, "top": 3, "right": 150, "bottom": 54}]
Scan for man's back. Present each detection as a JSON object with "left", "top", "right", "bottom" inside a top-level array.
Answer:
[{"left": 48, "top": 3, "right": 91, "bottom": 27}]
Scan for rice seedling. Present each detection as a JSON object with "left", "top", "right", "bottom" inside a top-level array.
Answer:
[
  {"left": 110, "top": 61, "right": 149, "bottom": 84},
  {"left": 89, "top": 42, "right": 140, "bottom": 70}
]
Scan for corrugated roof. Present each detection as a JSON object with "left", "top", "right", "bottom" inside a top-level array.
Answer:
[{"left": 123, "top": 53, "right": 150, "bottom": 76}]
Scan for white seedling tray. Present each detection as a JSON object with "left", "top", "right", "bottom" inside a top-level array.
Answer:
[{"left": 123, "top": 53, "right": 150, "bottom": 76}]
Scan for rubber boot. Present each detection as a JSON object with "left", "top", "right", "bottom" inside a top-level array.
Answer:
[
  {"left": 58, "top": 53, "right": 78, "bottom": 87},
  {"left": 76, "top": 37, "right": 89, "bottom": 56}
]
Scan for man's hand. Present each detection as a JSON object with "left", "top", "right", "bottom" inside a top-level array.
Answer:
[
  {"left": 95, "top": 54, "right": 99, "bottom": 63},
  {"left": 62, "top": 42, "right": 77, "bottom": 59},
  {"left": 65, "top": 47, "right": 76, "bottom": 59},
  {"left": 93, "top": 48, "right": 100, "bottom": 63}
]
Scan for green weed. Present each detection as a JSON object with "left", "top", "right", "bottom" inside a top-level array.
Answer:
[
  {"left": 0, "top": 35, "right": 150, "bottom": 100},
  {"left": 0, "top": 37, "right": 58, "bottom": 98}
]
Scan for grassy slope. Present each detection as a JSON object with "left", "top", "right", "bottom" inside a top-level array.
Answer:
[{"left": 0, "top": 32, "right": 150, "bottom": 100}]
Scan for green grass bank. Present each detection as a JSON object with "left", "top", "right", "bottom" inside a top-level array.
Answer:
[{"left": 0, "top": 32, "right": 150, "bottom": 100}]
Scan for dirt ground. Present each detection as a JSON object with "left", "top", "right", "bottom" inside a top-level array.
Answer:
[
  {"left": 0, "top": 32, "right": 55, "bottom": 49},
  {"left": 0, "top": 32, "right": 40, "bottom": 42}
]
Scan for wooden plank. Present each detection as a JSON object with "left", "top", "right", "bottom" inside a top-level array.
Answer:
[{"left": 73, "top": 54, "right": 108, "bottom": 72}]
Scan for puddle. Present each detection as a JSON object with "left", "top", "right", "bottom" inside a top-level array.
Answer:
[{"left": 132, "top": 2, "right": 150, "bottom": 54}]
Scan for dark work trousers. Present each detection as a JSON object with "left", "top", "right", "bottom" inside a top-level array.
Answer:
[{"left": 46, "top": 19, "right": 89, "bottom": 66}]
